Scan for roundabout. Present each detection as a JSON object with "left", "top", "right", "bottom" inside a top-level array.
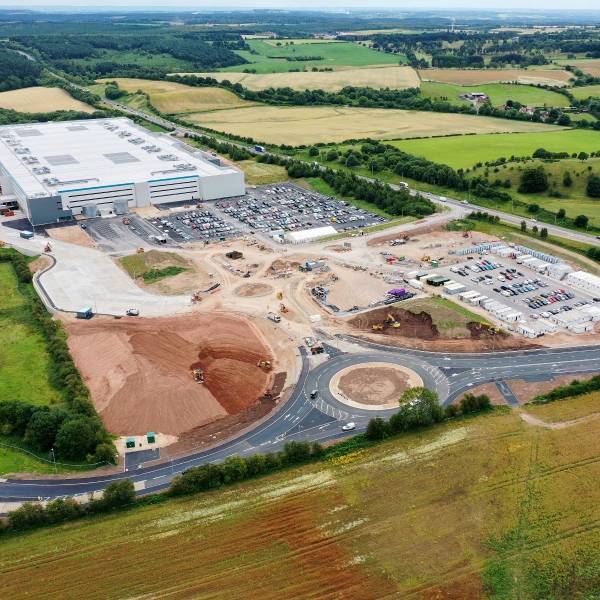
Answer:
[{"left": 329, "top": 361, "right": 423, "bottom": 411}]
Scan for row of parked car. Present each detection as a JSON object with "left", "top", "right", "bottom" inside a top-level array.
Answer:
[
  {"left": 451, "top": 259, "right": 500, "bottom": 277},
  {"left": 151, "top": 211, "right": 237, "bottom": 241},
  {"left": 523, "top": 289, "right": 575, "bottom": 309}
]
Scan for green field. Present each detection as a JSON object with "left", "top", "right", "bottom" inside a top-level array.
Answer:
[
  {"left": 2, "top": 404, "right": 600, "bottom": 598},
  {"left": 220, "top": 39, "right": 400, "bottom": 73},
  {"left": 390, "top": 129, "right": 600, "bottom": 169},
  {"left": 569, "top": 84, "right": 600, "bottom": 100},
  {"left": 469, "top": 156, "right": 600, "bottom": 228},
  {"left": 0, "top": 264, "right": 62, "bottom": 407},
  {"left": 421, "top": 81, "right": 570, "bottom": 108}
]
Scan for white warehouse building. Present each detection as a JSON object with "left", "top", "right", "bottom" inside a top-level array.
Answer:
[{"left": 0, "top": 118, "right": 245, "bottom": 225}]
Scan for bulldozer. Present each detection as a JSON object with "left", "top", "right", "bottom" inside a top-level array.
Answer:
[
  {"left": 192, "top": 368, "right": 205, "bottom": 384},
  {"left": 386, "top": 313, "right": 401, "bottom": 329},
  {"left": 372, "top": 323, "right": 384, "bottom": 331},
  {"left": 257, "top": 359, "right": 272, "bottom": 371}
]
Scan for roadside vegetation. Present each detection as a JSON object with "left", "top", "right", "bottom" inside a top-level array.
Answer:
[
  {"left": 0, "top": 250, "right": 116, "bottom": 471},
  {"left": 3, "top": 385, "right": 600, "bottom": 598}
]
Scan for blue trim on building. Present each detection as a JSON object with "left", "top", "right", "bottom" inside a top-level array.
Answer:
[{"left": 59, "top": 182, "right": 134, "bottom": 193}]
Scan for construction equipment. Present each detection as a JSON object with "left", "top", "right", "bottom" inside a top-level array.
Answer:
[
  {"left": 257, "top": 359, "right": 272, "bottom": 371},
  {"left": 276, "top": 291, "right": 283, "bottom": 300},
  {"left": 386, "top": 313, "right": 401, "bottom": 328},
  {"left": 44, "top": 242, "right": 52, "bottom": 252},
  {"left": 191, "top": 291, "right": 203, "bottom": 302},
  {"left": 2, "top": 209, "right": 14, "bottom": 217},
  {"left": 421, "top": 255, "right": 431, "bottom": 262},
  {"left": 122, "top": 217, "right": 131, "bottom": 225},
  {"left": 372, "top": 324, "right": 384, "bottom": 331},
  {"left": 279, "top": 303, "right": 288, "bottom": 313},
  {"left": 226, "top": 250, "right": 243, "bottom": 260},
  {"left": 136, "top": 247, "right": 145, "bottom": 254},
  {"left": 462, "top": 231, "right": 470, "bottom": 238},
  {"left": 0, "top": 240, "right": 4, "bottom": 248},
  {"left": 192, "top": 368, "right": 205, "bottom": 383}
]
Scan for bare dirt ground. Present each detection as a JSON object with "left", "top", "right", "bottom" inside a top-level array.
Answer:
[
  {"left": 336, "top": 364, "right": 418, "bottom": 406},
  {"left": 46, "top": 225, "right": 97, "bottom": 248},
  {"left": 65, "top": 313, "right": 283, "bottom": 438},
  {"left": 27, "top": 255, "right": 52, "bottom": 274},
  {"left": 452, "top": 382, "right": 506, "bottom": 406},
  {"left": 506, "top": 372, "right": 600, "bottom": 404},
  {"left": 234, "top": 283, "right": 274, "bottom": 297}
]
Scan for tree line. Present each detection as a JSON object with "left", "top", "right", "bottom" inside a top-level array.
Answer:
[
  {"left": 0, "top": 250, "right": 116, "bottom": 465},
  {"left": 0, "top": 48, "right": 42, "bottom": 92},
  {"left": 1, "top": 385, "right": 494, "bottom": 536}
]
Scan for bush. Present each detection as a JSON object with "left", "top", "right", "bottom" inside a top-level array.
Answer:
[
  {"left": 365, "top": 417, "right": 388, "bottom": 440},
  {"left": 459, "top": 393, "right": 492, "bottom": 414},
  {"left": 519, "top": 167, "right": 549, "bottom": 193},
  {"left": 586, "top": 174, "right": 600, "bottom": 198},
  {"left": 54, "top": 417, "right": 98, "bottom": 461},
  {"left": 97, "top": 480, "right": 135, "bottom": 511},
  {"left": 575, "top": 214, "right": 589, "bottom": 228}
]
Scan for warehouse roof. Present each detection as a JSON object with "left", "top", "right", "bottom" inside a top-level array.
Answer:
[
  {"left": 284, "top": 225, "right": 337, "bottom": 243},
  {"left": 0, "top": 118, "right": 239, "bottom": 199}
]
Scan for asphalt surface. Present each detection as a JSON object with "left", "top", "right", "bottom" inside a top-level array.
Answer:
[{"left": 1, "top": 339, "right": 599, "bottom": 503}]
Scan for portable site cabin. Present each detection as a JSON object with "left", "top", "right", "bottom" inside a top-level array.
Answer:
[{"left": 76, "top": 307, "right": 93, "bottom": 319}]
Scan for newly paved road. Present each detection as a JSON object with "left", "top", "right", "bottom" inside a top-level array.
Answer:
[{"left": 1, "top": 339, "right": 599, "bottom": 503}]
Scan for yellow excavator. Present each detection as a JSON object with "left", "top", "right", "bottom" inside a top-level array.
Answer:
[
  {"left": 257, "top": 359, "right": 272, "bottom": 371},
  {"left": 372, "top": 323, "right": 384, "bottom": 331},
  {"left": 386, "top": 314, "right": 401, "bottom": 328}
]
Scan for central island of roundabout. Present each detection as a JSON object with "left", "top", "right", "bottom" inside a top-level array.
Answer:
[{"left": 303, "top": 351, "right": 450, "bottom": 420}]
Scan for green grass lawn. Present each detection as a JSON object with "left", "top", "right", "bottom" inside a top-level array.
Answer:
[
  {"left": 220, "top": 39, "right": 400, "bottom": 73},
  {"left": 389, "top": 129, "right": 600, "bottom": 169},
  {"left": 569, "top": 84, "right": 600, "bottom": 100},
  {"left": 420, "top": 81, "right": 569, "bottom": 108},
  {"left": 0, "top": 264, "right": 62, "bottom": 407}
]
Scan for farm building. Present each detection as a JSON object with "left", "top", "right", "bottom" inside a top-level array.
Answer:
[
  {"left": 565, "top": 271, "right": 600, "bottom": 297},
  {"left": 0, "top": 118, "right": 245, "bottom": 225}
]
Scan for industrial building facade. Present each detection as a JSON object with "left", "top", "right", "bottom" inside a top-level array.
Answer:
[{"left": 0, "top": 118, "right": 245, "bottom": 225}]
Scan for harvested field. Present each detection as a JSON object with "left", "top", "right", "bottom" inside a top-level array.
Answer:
[
  {"left": 6, "top": 409, "right": 600, "bottom": 598},
  {"left": 0, "top": 86, "right": 94, "bottom": 113},
  {"left": 46, "top": 224, "right": 97, "bottom": 248},
  {"left": 65, "top": 314, "right": 275, "bottom": 436},
  {"left": 100, "top": 78, "right": 254, "bottom": 113},
  {"left": 418, "top": 68, "right": 574, "bottom": 87},
  {"left": 184, "top": 105, "right": 561, "bottom": 146},
  {"left": 557, "top": 58, "right": 600, "bottom": 78},
  {"left": 234, "top": 283, "right": 273, "bottom": 297},
  {"left": 523, "top": 390, "right": 600, "bottom": 423},
  {"left": 172, "top": 66, "right": 420, "bottom": 92}
]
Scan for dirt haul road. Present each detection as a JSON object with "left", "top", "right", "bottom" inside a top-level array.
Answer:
[{"left": 66, "top": 313, "right": 281, "bottom": 437}]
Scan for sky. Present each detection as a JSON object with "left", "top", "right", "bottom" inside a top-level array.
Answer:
[{"left": 3, "top": 1, "right": 600, "bottom": 9}]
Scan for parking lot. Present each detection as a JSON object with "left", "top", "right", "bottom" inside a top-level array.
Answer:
[
  {"left": 216, "top": 183, "right": 386, "bottom": 235},
  {"left": 146, "top": 207, "right": 240, "bottom": 243},
  {"left": 435, "top": 256, "right": 598, "bottom": 322}
]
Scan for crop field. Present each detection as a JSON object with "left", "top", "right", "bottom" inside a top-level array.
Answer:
[
  {"left": 220, "top": 39, "right": 400, "bottom": 73},
  {"left": 569, "top": 84, "right": 600, "bottom": 100},
  {"left": 0, "top": 264, "right": 62, "bottom": 407},
  {"left": 3, "top": 406, "right": 600, "bottom": 598},
  {"left": 99, "top": 79, "right": 254, "bottom": 113},
  {"left": 184, "top": 105, "right": 562, "bottom": 145},
  {"left": 420, "top": 81, "right": 569, "bottom": 107},
  {"left": 171, "top": 65, "right": 420, "bottom": 92},
  {"left": 0, "top": 87, "right": 94, "bottom": 113},
  {"left": 418, "top": 67, "right": 574, "bottom": 87},
  {"left": 525, "top": 390, "right": 600, "bottom": 423},
  {"left": 390, "top": 128, "right": 600, "bottom": 169},
  {"left": 557, "top": 58, "right": 600, "bottom": 78}
]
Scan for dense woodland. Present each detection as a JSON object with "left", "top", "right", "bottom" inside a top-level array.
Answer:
[{"left": 0, "top": 49, "right": 42, "bottom": 91}]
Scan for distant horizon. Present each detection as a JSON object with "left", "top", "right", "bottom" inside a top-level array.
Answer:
[{"left": 2, "top": 4, "right": 600, "bottom": 12}]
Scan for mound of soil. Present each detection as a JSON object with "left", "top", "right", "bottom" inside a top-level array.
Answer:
[
  {"left": 66, "top": 314, "right": 273, "bottom": 436},
  {"left": 234, "top": 283, "right": 273, "bottom": 297},
  {"left": 468, "top": 322, "right": 509, "bottom": 340},
  {"left": 349, "top": 307, "right": 439, "bottom": 340},
  {"left": 269, "top": 258, "right": 300, "bottom": 273}
]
